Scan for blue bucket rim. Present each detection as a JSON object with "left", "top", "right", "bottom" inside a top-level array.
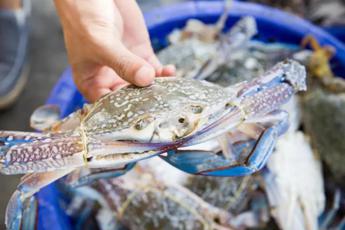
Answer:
[{"left": 145, "top": 1, "right": 345, "bottom": 64}]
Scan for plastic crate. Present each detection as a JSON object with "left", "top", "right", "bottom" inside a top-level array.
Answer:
[
  {"left": 37, "top": 1, "right": 345, "bottom": 229},
  {"left": 324, "top": 26, "right": 345, "bottom": 44}
]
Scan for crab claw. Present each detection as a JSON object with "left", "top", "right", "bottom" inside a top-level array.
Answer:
[
  {"left": 21, "top": 195, "right": 38, "bottom": 230},
  {"left": 6, "top": 191, "right": 38, "bottom": 230},
  {"left": 162, "top": 110, "right": 289, "bottom": 177},
  {"left": 5, "top": 170, "right": 73, "bottom": 230},
  {"left": 6, "top": 191, "right": 22, "bottom": 230},
  {"left": 162, "top": 61, "right": 304, "bottom": 177},
  {"left": 161, "top": 140, "right": 259, "bottom": 176}
]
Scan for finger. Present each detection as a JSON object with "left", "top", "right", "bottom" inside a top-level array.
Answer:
[
  {"left": 128, "top": 44, "right": 163, "bottom": 76},
  {"left": 74, "top": 67, "right": 119, "bottom": 102},
  {"left": 161, "top": 64, "right": 176, "bottom": 76},
  {"left": 89, "top": 88, "right": 112, "bottom": 102},
  {"left": 101, "top": 42, "right": 155, "bottom": 87},
  {"left": 114, "top": 0, "right": 150, "bottom": 45},
  {"left": 87, "top": 67, "right": 120, "bottom": 88},
  {"left": 110, "top": 81, "right": 129, "bottom": 91},
  {"left": 76, "top": 76, "right": 112, "bottom": 102},
  {"left": 82, "top": 86, "right": 112, "bottom": 103},
  {"left": 115, "top": 0, "right": 161, "bottom": 77},
  {"left": 147, "top": 55, "right": 163, "bottom": 76}
]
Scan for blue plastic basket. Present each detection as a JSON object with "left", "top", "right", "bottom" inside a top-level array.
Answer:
[
  {"left": 36, "top": 1, "right": 345, "bottom": 229},
  {"left": 324, "top": 26, "right": 345, "bottom": 44}
]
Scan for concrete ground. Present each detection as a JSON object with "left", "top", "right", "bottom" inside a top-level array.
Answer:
[{"left": 0, "top": 0, "right": 68, "bottom": 227}]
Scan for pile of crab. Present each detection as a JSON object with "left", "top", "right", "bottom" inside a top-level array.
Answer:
[{"left": 1, "top": 7, "right": 345, "bottom": 230}]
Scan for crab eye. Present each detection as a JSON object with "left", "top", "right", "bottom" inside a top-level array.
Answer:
[
  {"left": 178, "top": 117, "right": 186, "bottom": 124},
  {"left": 190, "top": 105, "right": 203, "bottom": 114},
  {"left": 225, "top": 102, "right": 232, "bottom": 108},
  {"left": 134, "top": 117, "right": 152, "bottom": 130},
  {"left": 177, "top": 116, "right": 189, "bottom": 128}
]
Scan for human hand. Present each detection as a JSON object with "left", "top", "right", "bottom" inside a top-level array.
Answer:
[{"left": 54, "top": 0, "right": 175, "bottom": 102}]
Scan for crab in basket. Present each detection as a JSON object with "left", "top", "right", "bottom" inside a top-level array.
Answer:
[
  {"left": 300, "top": 35, "right": 345, "bottom": 191},
  {"left": 158, "top": 14, "right": 303, "bottom": 88},
  {"left": 0, "top": 60, "right": 306, "bottom": 229},
  {"left": 158, "top": 13, "right": 258, "bottom": 81}
]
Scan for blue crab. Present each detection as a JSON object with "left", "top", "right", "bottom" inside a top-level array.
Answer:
[
  {"left": 64, "top": 156, "right": 265, "bottom": 230},
  {"left": 158, "top": 12, "right": 258, "bottom": 80},
  {"left": 158, "top": 15, "right": 303, "bottom": 88},
  {"left": 0, "top": 60, "right": 306, "bottom": 229},
  {"left": 90, "top": 167, "right": 236, "bottom": 230}
]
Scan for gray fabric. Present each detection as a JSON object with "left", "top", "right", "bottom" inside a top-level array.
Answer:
[{"left": 0, "top": 7, "right": 29, "bottom": 96}]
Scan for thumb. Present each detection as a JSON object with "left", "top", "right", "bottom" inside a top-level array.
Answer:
[{"left": 100, "top": 42, "right": 155, "bottom": 86}]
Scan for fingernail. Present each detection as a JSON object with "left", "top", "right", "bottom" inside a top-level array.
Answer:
[
  {"left": 163, "top": 64, "right": 176, "bottom": 76},
  {"left": 135, "top": 66, "right": 155, "bottom": 86},
  {"left": 148, "top": 55, "right": 163, "bottom": 69},
  {"left": 166, "top": 64, "right": 176, "bottom": 72}
]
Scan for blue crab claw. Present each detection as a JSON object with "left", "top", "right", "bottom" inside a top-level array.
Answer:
[
  {"left": 161, "top": 140, "right": 255, "bottom": 176},
  {"left": 6, "top": 170, "right": 73, "bottom": 230},
  {"left": 5, "top": 191, "right": 37, "bottom": 230},
  {"left": 6, "top": 191, "right": 22, "bottom": 230},
  {"left": 66, "top": 162, "right": 137, "bottom": 188},
  {"left": 162, "top": 110, "right": 289, "bottom": 177},
  {"left": 161, "top": 141, "right": 263, "bottom": 177},
  {"left": 21, "top": 195, "right": 38, "bottom": 230}
]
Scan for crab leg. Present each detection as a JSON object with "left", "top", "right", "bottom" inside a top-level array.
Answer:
[
  {"left": 319, "top": 190, "right": 342, "bottom": 230},
  {"left": 185, "top": 78, "right": 295, "bottom": 148},
  {"left": 65, "top": 163, "right": 136, "bottom": 188},
  {"left": 86, "top": 139, "right": 168, "bottom": 157},
  {"left": 20, "top": 195, "right": 37, "bottom": 230},
  {"left": 6, "top": 169, "right": 73, "bottom": 230},
  {"left": 195, "top": 16, "right": 257, "bottom": 80},
  {"left": 65, "top": 138, "right": 188, "bottom": 187},
  {"left": 0, "top": 131, "right": 163, "bottom": 174},
  {"left": 0, "top": 131, "right": 85, "bottom": 175},
  {"left": 30, "top": 104, "right": 91, "bottom": 132}
]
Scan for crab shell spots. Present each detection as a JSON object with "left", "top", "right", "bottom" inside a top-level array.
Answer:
[
  {"left": 81, "top": 78, "right": 232, "bottom": 140},
  {"left": 242, "top": 84, "right": 294, "bottom": 116}
]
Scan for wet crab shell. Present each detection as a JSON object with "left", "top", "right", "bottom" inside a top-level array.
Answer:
[{"left": 79, "top": 77, "right": 235, "bottom": 143}]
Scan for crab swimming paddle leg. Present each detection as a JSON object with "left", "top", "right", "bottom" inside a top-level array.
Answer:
[{"left": 6, "top": 169, "right": 73, "bottom": 230}]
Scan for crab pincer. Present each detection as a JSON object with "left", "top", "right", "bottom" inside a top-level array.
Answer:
[{"left": 161, "top": 59, "right": 307, "bottom": 176}]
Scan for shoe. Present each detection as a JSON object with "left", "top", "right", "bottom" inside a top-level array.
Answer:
[{"left": 0, "top": 0, "right": 30, "bottom": 109}]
